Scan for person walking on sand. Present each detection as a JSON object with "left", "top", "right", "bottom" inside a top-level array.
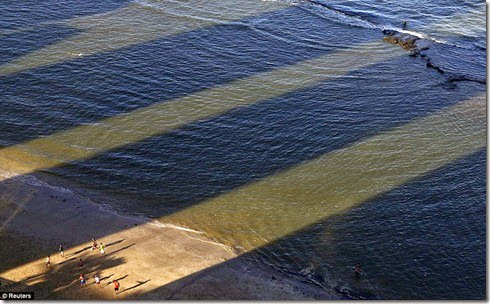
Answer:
[
  {"left": 94, "top": 274, "right": 101, "bottom": 287},
  {"left": 45, "top": 255, "right": 51, "bottom": 268},
  {"left": 79, "top": 274, "right": 86, "bottom": 288},
  {"left": 59, "top": 244, "right": 64, "bottom": 258},
  {"left": 78, "top": 258, "right": 84, "bottom": 272},
  {"left": 113, "top": 280, "right": 120, "bottom": 295},
  {"left": 354, "top": 263, "right": 361, "bottom": 280},
  {"left": 100, "top": 243, "right": 105, "bottom": 255}
]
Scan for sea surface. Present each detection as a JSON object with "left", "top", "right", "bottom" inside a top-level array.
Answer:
[{"left": 0, "top": 0, "right": 486, "bottom": 299}]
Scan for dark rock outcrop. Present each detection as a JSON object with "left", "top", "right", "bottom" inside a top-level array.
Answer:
[{"left": 382, "top": 29, "right": 419, "bottom": 50}]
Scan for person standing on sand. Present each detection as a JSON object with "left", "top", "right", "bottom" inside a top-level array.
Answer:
[
  {"left": 45, "top": 255, "right": 51, "bottom": 268},
  {"left": 91, "top": 238, "right": 98, "bottom": 251},
  {"left": 94, "top": 274, "right": 100, "bottom": 286},
  {"left": 113, "top": 280, "right": 120, "bottom": 295},
  {"left": 59, "top": 244, "right": 64, "bottom": 258},
  {"left": 78, "top": 258, "right": 84, "bottom": 272},
  {"left": 100, "top": 243, "right": 105, "bottom": 255},
  {"left": 79, "top": 274, "right": 86, "bottom": 288}
]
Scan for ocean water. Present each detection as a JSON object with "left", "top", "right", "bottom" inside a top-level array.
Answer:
[{"left": 0, "top": 0, "right": 486, "bottom": 299}]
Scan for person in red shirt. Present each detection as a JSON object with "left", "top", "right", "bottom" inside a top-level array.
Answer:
[{"left": 113, "top": 280, "right": 120, "bottom": 295}]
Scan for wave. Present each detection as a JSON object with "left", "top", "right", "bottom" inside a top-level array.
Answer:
[
  {"left": 301, "top": 0, "right": 486, "bottom": 52},
  {"left": 298, "top": 0, "right": 486, "bottom": 85},
  {"left": 299, "top": 0, "right": 378, "bottom": 30},
  {"left": 0, "top": 168, "right": 74, "bottom": 194},
  {"left": 131, "top": 0, "right": 231, "bottom": 24},
  {"left": 0, "top": 167, "right": 210, "bottom": 236},
  {"left": 303, "top": 0, "right": 445, "bottom": 43}
]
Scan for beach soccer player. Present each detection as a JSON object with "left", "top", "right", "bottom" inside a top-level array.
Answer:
[
  {"left": 94, "top": 274, "right": 101, "bottom": 286},
  {"left": 100, "top": 243, "right": 105, "bottom": 255},
  {"left": 59, "top": 244, "right": 64, "bottom": 258},
  {"left": 78, "top": 258, "right": 84, "bottom": 272},
  {"left": 45, "top": 255, "right": 51, "bottom": 268},
  {"left": 79, "top": 274, "right": 86, "bottom": 288},
  {"left": 113, "top": 280, "right": 120, "bottom": 295}
]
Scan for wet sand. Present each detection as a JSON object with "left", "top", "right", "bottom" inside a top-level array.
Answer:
[{"left": 0, "top": 170, "right": 339, "bottom": 300}]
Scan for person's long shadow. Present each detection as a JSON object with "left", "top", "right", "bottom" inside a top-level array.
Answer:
[
  {"left": 66, "top": 246, "right": 91, "bottom": 257},
  {"left": 112, "top": 275, "right": 129, "bottom": 282},
  {"left": 105, "top": 274, "right": 129, "bottom": 287},
  {"left": 58, "top": 257, "right": 77, "bottom": 265},
  {"left": 106, "top": 244, "right": 135, "bottom": 257},
  {"left": 120, "top": 279, "right": 151, "bottom": 294},
  {"left": 105, "top": 239, "right": 125, "bottom": 248},
  {"left": 99, "top": 273, "right": 114, "bottom": 282}
]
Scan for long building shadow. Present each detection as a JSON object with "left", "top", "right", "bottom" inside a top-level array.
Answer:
[
  {"left": 131, "top": 149, "right": 486, "bottom": 300},
  {"left": 43, "top": 55, "right": 485, "bottom": 217},
  {"left": 0, "top": 25, "right": 81, "bottom": 65},
  {"left": 0, "top": 6, "right": 402, "bottom": 147}
]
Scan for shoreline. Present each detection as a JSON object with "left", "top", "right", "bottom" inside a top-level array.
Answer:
[{"left": 0, "top": 167, "right": 340, "bottom": 300}]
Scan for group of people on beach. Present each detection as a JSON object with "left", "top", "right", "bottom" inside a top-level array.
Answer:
[
  {"left": 44, "top": 238, "right": 120, "bottom": 295},
  {"left": 78, "top": 273, "right": 120, "bottom": 295},
  {"left": 90, "top": 238, "right": 106, "bottom": 255},
  {"left": 45, "top": 237, "right": 362, "bottom": 296}
]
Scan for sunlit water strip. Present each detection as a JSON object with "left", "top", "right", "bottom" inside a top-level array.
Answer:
[
  {"left": 0, "top": 0, "right": 290, "bottom": 76},
  {"left": 0, "top": 40, "right": 404, "bottom": 175},
  {"left": 164, "top": 93, "right": 486, "bottom": 251}
]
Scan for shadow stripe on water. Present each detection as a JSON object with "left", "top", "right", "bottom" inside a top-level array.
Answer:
[{"left": 0, "top": 6, "right": 408, "bottom": 147}]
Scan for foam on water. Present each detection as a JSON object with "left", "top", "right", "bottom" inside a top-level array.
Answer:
[
  {"left": 0, "top": 168, "right": 73, "bottom": 194},
  {"left": 0, "top": 167, "right": 208, "bottom": 239},
  {"left": 303, "top": 0, "right": 461, "bottom": 46}
]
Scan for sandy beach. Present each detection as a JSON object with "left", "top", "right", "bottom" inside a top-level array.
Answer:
[{"left": 0, "top": 168, "right": 339, "bottom": 300}]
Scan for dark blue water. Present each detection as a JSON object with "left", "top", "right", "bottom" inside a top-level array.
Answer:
[{"left": 0, "top": 0, "right": 486, "bottom": 299}]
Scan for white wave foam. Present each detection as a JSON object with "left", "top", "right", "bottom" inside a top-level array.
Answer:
[
  {"left": 301, "top": 0, "right": 451, "bottom": 46},
  {"left": 148, "top": 220, "right": 204, "bottom": 234},
  {"left": 0, "top": 169, "right": 74, "bottom": 194},
  {"left": 92, "top": 201, "right": 207, "bottom": 235},
  {"left": 132, "top": 0, "right": 165, "bottom": 12},
  {"left": 180, "top": 231, "right": 235, "bottom": 254},
  {"left": 382, "top": 26, "right": 447, "bottom": 45},
  {"left": 0, "top": 167, "right": 208, "bottom": 238}
]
